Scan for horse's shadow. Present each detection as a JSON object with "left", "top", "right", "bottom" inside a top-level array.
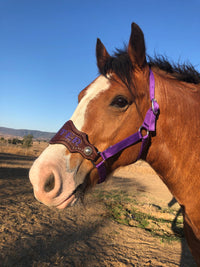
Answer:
[
  {"left": 168, "top": 197, "right": 196, "bottom": 267},
  {"left": 0, "top": 162, "right": 197, "bottom": 266}
]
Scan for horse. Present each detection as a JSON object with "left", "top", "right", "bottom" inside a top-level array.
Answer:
[{"left": 29, "top": 22, "right": 200, "bottom": 265}]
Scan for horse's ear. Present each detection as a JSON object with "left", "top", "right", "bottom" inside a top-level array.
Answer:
[
  {"left": 128, "top": 23, "right": 146, "bottom": 69},
  {"left": 96, "top": 38, "right": 110, "bottom": 72}
]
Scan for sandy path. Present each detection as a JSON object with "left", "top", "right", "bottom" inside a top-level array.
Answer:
[{"left": 0, "top": 153, "right": 196, "bottom": 266}]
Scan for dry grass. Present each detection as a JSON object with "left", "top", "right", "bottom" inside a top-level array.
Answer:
[
  {"left": 0, "top": 141, "right": 48, "bottom": 157},
  {"left": 0, "top": 141, "right": 48, "bottom": 169}
]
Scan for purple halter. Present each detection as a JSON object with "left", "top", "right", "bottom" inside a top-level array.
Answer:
[
  {"left": 50, "top": 69, "right": 159, "bottom": 184},
  {"left": 95, "top": 69, "right": 159, "bottom": 183}
]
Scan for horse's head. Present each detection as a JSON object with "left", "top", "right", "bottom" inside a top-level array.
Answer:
[{"left": 29, "top": 23, "right": 152, "bottom": 209}]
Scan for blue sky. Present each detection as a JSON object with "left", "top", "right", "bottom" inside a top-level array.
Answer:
[{"left": 1, "top": 0, "right": 200, "bottom": 132}]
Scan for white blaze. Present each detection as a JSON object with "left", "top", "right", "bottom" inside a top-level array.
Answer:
[
  {"left": 71, "top": 75, "right": 111, "bottom": 130},
  {"left": 29, "top": 75, "right": 111, "bottom": 205}
]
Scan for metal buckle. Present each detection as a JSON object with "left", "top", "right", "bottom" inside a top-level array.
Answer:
[{"left": 151, "top": 99, "right": 159, "bottom": 115}]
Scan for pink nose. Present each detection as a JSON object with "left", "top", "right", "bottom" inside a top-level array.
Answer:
[
  {"left": 43, "top": 173, "right": 55, "bottom": 193},
  {"left": 29, "top": 164, "right": 61, "bottom": 206}
]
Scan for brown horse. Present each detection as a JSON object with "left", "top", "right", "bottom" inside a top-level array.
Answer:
[{"left": 29, "top": 23, "right": 200, "bottom": 265}]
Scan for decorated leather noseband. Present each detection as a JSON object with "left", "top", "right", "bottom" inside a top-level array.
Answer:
[
  {"left": 50, "top": 69, "right": 159, "bottom": 184},
  {"left": 50, "top": 120, "right": 99, "bottom": 161}
]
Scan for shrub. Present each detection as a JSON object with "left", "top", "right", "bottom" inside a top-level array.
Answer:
[{"left": 22, "top": 134, "right": 33, "bottom": 148}]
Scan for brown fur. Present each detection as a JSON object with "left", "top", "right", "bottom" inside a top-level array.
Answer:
[
  {"left": 30, "top": 22, "right": 200, "bottom": 264},
  {"left": 87, "top": 23, "right": 200, "bottom": 264}
]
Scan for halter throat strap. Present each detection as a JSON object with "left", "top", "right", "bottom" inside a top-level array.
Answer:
[{"left": 50, "top": 69, "right": 159, "bottom": 184}]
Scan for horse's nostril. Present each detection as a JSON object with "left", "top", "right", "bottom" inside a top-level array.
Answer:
[{"left": 44, "top": 173, "right": 55, "bottom": 192}]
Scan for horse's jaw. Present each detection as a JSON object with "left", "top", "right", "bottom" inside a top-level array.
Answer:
[{"left": 29, "top": 144, "right": 87, "bottom": 209}]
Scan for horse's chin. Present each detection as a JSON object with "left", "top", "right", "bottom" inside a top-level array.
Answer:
[
  {"left": 56, "top": 194, "right": 77, "bottom": 209},
  {"left": 55, "top": 179, "right": 88, "bottom": 209}
]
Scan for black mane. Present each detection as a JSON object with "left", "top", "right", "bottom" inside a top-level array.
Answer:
[
  {"left": 148, "top": 55, "right": 200, "bottom": 84},
  {"left": 99, "top": 48, "right": 200, "bottom": 85},
  {"left": 99, "top": 48, "right": 133, "bottom": 87}
]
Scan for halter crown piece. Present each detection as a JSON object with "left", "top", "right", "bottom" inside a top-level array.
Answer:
[{"left": 50, "top": 69, "right": 159, "bottom": 184}]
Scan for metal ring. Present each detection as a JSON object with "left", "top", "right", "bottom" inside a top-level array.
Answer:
[{"left": 139, "top": 126, "right": 149, "bottom": 138}]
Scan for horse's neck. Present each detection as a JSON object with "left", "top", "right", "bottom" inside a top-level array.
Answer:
[{"left": 146, "top": 72, "right": 200, "bottom": 206}]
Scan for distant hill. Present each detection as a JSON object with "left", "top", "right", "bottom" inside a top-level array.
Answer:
[{"left": 0, "top": 126, "right": 55, "bottom": 140}]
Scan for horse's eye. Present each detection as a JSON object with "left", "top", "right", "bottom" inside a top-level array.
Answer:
[{"left": 110, "top": 96, "right": 129, "bottom": 108}]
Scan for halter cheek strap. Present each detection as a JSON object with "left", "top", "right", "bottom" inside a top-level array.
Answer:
[
  {"left": 50, "top": 69, "right": 159, "bottom": 184},
  {"left": 95, "top": 69, "right": 159, "bottom": 183}
]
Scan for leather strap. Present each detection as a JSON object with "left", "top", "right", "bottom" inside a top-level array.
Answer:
[{"left": 50, "top": 120, "right": 99, "bottom": 161}]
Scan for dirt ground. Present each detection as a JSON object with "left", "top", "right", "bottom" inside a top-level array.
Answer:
[{"left": 0, "top": 151, "right": 196, "bottom": 267}]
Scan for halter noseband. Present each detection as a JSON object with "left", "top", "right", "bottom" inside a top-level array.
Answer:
[{"left": 50, "top": 69, "right": 159, "bottom": 184}]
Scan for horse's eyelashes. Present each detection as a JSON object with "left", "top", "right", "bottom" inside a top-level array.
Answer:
[{"left": 110, "top": 96, "right": 129, "bottom": 108}]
